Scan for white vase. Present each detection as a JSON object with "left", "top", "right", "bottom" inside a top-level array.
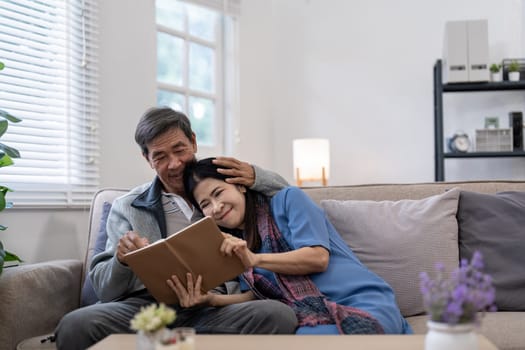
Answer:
[
  {"left": 137, "top": 329, "right": 167, "bottom": 350},
  {"left": 490, "top": 72, "right": 502, "bottom": 82},
  {"left": 509, "top": 71, "right": 520, "bottom": 82},
  {"left": 425, "top": 321, "right": 478, "bottom": 350}
]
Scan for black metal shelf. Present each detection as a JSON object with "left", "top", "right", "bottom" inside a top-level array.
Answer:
[
  {"left": 434, "top": 59, "right": 525, "bottom": 181},
  {"left": 444, "top": 151, "right": 525, "bottom": 158},
  {"left": 443, "top": 81, "right": 525, "bottom": 92}
]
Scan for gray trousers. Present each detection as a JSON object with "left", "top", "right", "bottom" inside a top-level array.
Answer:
[{"left": 54, "top": 293, "right": 297, "bottom": 350}]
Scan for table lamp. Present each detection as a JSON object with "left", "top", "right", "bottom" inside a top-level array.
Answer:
[{"left": 293, "top": 138, "right": 330, "bottom": 186}]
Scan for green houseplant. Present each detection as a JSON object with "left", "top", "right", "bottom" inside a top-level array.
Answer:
[
  {"left": 0, "top": 60, "right": 23, "bottom": 274},
  {"left": 508, "top": 60, "right": 520, "bottom": 72},
  {"left": 508, "top": 60, "right": 521, "bottom": 82},
  {"left": 489, "top": 63, "right": 502, "bottom": 82},
  {"left": 489, "top": 63, "right": 501, "bottom": 74}
]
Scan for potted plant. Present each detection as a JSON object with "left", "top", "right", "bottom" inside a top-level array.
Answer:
[
  {"left": 131, "top": 303, "right": 177, "bottom": 350},
  {"left": 0, "top": 60, "right": 23, "bottom": 274},
  {"left": 419, "top": 251, "right": 496, "bottom": 350},
  {"left": 489, "top": 63, "right": 502, "bottom": 82},
  {"left": 508, "top": 60, "right": 521, "bottom": 82}
]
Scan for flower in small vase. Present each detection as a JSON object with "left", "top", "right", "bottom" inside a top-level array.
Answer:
[
  {"left": 419, "top": 251, "right": 497, "bottom": 325},
  {"left": 130, "top": 303, "right": 177, "bottom": 333}
]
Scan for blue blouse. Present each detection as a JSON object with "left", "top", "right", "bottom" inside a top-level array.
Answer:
[{"left": 242, "top": 187, "right": 412, "bottom": 334}]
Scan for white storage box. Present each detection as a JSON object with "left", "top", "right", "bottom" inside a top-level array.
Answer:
[{"left": 475, "top": 129, "right": 513, "bottom": 152}]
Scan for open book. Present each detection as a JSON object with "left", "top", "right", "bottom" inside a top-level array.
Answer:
[{"left": 123, "top": 216, "right": 246, "bottom": 304}]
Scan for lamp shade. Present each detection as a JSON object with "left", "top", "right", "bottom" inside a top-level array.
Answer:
[{"left": 293, "top": 138, "right": 330, "bottom": 185}]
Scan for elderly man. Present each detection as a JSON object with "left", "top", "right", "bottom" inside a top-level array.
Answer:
[{"left": 54, "top": 107, "right": 297, "bottom": 349}]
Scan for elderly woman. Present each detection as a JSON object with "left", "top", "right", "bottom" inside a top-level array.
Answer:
[{"left": 167, "top": 157, "right": 412, "bottom": 335}]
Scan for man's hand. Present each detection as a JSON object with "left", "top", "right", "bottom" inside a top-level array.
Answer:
[
  {"left": 167, "top": 273, "right": 212, "bottom": 307},
  {"left": 213, "top": 157, "right": 255, "bottom": 187},
  {"left": 116, "top": 231, "right": 149, "bottom": 263}
]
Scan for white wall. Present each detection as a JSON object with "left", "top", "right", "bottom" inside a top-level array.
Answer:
[
  {"left": 238, "top": 0, "right": 525, "bottom": 185},
  {"left": 98, "top": 0, "right": 158, "bottom": 188},
  {"left": 3, "top": 0, "right": 525, "bottom": 264}
]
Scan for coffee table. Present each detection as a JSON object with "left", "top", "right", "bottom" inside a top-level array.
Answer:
[{"left": 88, "top": 334, "right": 499, "bottom": 349}]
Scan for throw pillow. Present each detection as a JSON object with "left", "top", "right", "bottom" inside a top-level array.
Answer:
[
  {"left": 320, "top": 188, "right": 461, "bottom": 317},
  {"left": 457, "top": 191, "right": 525, "bottom": 311},
  {"left": 80, "top": 201, "right": 112, "bottom": 306}
]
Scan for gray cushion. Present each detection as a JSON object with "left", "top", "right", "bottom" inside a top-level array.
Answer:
[
  {"left": 80, "top": 201, "right": 111, "bottom": 306},
  {"left": 320, "top": 188, "right": 461, "bottom": 317},
  {"left": 458, "top": 191, "right": 525, "bottom": 311}
]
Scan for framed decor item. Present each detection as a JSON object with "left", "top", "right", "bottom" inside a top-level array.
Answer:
[{"left": 484, "top": 117, "right": 499, "bottom": 129}]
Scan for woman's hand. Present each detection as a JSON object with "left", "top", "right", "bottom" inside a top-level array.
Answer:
[
  {"left": 166, "top": 273, "right": 212, "bottom": 308},
  {"left": 221, "top": 233, "right": 258, "bottom": 269}
]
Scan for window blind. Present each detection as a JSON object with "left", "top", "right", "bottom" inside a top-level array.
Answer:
[{"left": 0, "top": 0, "right": 99, "bottom": 207}]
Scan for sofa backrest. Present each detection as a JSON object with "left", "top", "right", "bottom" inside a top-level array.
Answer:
[
  {"left": 84, "top": 181, "right": 525, "bottom": 314},
  {"left": 84, "top": 188, "right": 128, "bottom": 274},
  {"left": 86, "top": 180, "right": 525, "bottom": 265},
  {"left": 301, "top": 180, "right": 525, "bottom": 204}
]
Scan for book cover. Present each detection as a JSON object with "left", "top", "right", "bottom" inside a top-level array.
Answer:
[{"left": 123, "top": 216, "right": 246, "bottom": 304}]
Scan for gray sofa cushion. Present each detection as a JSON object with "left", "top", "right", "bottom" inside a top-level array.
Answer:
[
  {"left": 0, "top": 260, "right": 82, "bottom": 350},
  {"left": 458, "top": 191, "right": 525, "bottom": 311},
  {"left": 320, "top": 188, "right": 461, "bottom": 317}
]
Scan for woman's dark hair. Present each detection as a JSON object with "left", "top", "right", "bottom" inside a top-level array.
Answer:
[
  {"left": 183, "top": 157, "right": 261, "bottom": 251},
  {"left": 135, "top": 107, "right": 194, "bottom": 157}
]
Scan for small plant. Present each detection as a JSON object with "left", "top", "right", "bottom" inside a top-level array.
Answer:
[
  {"left": 508, "top": 60, "right": 521, "bottom": 73},
  {"left": 419, "top": 251, "right": 496, "bottom": 325},
  {"left": 130, "top": 303, "right": 177, "bottom": 333},
  {"left": 0, "top": 60, "right": 23, "bottom": 274},
  {"left": 489, "top": 63, "right": 501, "bottom": 73}
]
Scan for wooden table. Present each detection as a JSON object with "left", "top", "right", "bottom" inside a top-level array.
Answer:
[{"left": 88, "top": 334, "right": 499, "bottom": 350}]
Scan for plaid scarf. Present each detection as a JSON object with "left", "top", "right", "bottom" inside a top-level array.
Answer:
[{"left": 241, "top": 195, "right": 384, "bottom": 334}]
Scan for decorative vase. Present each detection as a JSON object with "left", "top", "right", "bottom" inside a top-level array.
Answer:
[
  {"left": 425, "top": 321, "right": 478, "bottom": 350},
  {"left": 490, "top": 72, "right": 502, "bottom": 82},
  {"left": 137, "top": 329, "right": 168, "bottom": 350},
  {"left": 509, "top": 71, "right": 520, "bottom": 82}
]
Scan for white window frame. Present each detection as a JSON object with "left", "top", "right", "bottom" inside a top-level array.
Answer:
[
  {"left": 0, "top": 0, "right": 100, "bottom": 208},
  {"left": 155, "top": 0, "right": 240, "bottom": 157}
]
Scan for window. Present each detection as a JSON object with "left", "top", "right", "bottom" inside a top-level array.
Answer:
[
  {"left": 155, "top": 0, "right": 240, "bottom": 155},
  {"left": 0, "top": 0, "right": 99, "bottom": 207}
]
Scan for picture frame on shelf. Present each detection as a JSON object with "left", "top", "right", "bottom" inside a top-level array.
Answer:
[{"left": 484, "top": 117, "right": 499, "bottom": 129}]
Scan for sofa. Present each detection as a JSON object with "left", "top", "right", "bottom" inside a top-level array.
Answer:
[{"left": 1, "top": 181, "right": 524, "bottom": 350}]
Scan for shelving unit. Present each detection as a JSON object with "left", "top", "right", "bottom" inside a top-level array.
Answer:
[{"left": 433, "top": 59, "right": 525, "bottom": 181}]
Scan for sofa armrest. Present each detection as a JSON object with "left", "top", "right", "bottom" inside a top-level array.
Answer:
[{"left": 0, "top": 259, "right": 83, "bottom": 350}]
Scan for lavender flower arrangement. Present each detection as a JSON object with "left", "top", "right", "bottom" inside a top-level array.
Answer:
[{"left": 419, "top": 251, "right": 497, "bottom": 325}]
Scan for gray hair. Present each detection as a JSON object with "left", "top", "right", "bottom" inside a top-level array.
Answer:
[{"left": 134, "top": 107, "right": 194, "bottom": 157}]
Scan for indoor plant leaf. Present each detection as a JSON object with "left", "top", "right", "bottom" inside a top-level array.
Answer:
[
  {"left": 0, "top": 186, "right": 7, "bottom": 211},
  {"left": 0, "top": 143, "right": 20, "bottom": 159},
  {"left": 4, "top": 250, "right": 22, "bottom": 262},
  {"left": 0, "top": 110, "right": 22, "bottom": 123},
  {"left": 0, "top": 153, "right": 14, "bottom": 167},
  {"left": 0, "top": 241, "right": 5, "bottom": 275},
  {"left": 0, "top": 119, "right": 7, "bottom": 136}
]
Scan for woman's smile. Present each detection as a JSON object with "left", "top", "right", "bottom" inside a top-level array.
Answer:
[
  {"left": 217, "top": 207, "right": 232, "bottom": 221},
  {"left": 194, "top": 177, "right": 246, "bottom": 229}
]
